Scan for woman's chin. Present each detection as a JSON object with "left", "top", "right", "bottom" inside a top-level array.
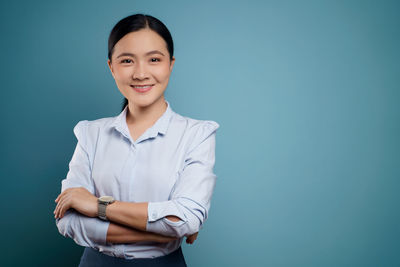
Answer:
[{"left": 126, "top": 95, "right": 165, "bottom": 109}]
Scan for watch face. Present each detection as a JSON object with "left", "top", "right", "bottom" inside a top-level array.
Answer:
[{"left": 99, "top": 196, "right": 114, "bottom": 202}]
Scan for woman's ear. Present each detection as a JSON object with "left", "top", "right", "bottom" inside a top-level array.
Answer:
[
  {"left": 107, "top": 59, "right": 115, "bottom": 78},
  {"left": 170, "top": 56, "right": 175, "bottom": 71}
]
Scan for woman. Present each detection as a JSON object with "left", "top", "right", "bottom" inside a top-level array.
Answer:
[{"left": 53, "top": 13, "right": 220, "bottom": 266}]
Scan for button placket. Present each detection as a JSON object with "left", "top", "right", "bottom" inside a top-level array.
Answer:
[{"left": 127, "top": 143, "right": 138, "bottom": 202}]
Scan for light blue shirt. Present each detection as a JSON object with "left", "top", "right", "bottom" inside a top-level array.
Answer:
[{"left": 55, "top": 100, "right": 220, "bottom": 259}]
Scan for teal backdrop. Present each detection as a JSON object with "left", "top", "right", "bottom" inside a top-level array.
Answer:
[{"left": 1, "top": 0, "right": 399, "bottom": 266}]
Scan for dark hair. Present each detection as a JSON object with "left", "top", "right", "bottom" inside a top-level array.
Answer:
[{"left": 107, "top": 14, "right": 174, "bottom": 111}]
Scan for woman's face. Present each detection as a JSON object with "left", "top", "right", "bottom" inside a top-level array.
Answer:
[{"left": 108, "top": 28, "right": 175, "bottom": 109}]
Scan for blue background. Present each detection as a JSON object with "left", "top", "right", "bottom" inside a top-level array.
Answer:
[{"left": 1, "top": 0, "right": 399, "bottom": 266}]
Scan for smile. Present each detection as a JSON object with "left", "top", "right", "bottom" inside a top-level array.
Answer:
[{"left": 130, "top": 84, "right": 154, "bottom": 93}]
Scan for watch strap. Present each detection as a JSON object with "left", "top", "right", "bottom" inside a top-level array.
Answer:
[
  {"left": 98, "top": 202, "right": 107, "bottom": 220},
  {"left": 97, "top": 197, "right": 115, "bottom": 221}
]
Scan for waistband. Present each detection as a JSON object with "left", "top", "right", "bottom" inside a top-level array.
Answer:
[{"left": 79, "top": 246, "right": 187, "bottom": 267}]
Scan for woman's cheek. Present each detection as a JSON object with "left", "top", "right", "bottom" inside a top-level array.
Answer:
[
  {"left": 119, "top": 67, "right": 134, "bottom": 80},
  {"left": 154, "top": 65, "right": 172, "bottom": 82}
]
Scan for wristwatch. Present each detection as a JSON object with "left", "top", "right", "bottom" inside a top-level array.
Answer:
[{"left": 98, "top": 196, "right": 115, "bottom": 221}]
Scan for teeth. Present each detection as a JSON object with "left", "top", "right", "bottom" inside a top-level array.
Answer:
[{"left": 133, "top": 85, "right": 151, "bottom": 88}]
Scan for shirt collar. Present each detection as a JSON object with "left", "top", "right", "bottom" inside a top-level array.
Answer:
[{"left": 111, "top": 100, "right": 173, "bottom": 142}]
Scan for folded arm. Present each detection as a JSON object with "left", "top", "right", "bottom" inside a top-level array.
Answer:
[
  {"left": 107, "top": 213, "right": 197, "bottom": 244},
  {"left": 55, "top": 121, "right": 200, "bottom": 245},
  {"left": 55, "top": 205, "right": 178, "bottom": 245},
  {"left": 106, "top": 222, "right": 177, "bottom": 244},
  {"left": 55, "top": 121, "right": 179, "bottom": 245},
  {"left": 102, "top": 122, "right": 219, "bottom": 238}
]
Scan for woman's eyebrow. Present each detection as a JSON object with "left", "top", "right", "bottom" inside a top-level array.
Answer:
[{"left": 116, "top": 50, "right": 165, "bottom": 58}]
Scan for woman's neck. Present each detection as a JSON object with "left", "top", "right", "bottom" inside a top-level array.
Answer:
[{"left": 126, "top": 97, "right": 167, "bottom": 127}]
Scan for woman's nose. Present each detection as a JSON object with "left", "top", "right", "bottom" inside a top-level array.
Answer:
[{"left": 132, "top": 62, "right": 148, "bottom": 80}]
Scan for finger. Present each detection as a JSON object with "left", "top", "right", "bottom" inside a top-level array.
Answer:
[
  {"left": 187, "top": 233, "right": 197, "bottom": 240},
  {"left": 186, "top": 233, "right": 198, "bottom": 244},
  {"left": 55, "top": 193, "right": 63, "bottom": 203},
  {"left": 55, "top": 189, "right": 68, "bottom": 203},
  {"left": 58, "top": 196, "right": 71, "bottom": 218},
  {"left": 54, "top": 202, "right": 61, "bottom": 218},
  {"left": 55, "top": 197, "right": 65, "bottom": 218},
  {"left": 56, "top": 200, "right": 65, "bottom": 218},
  {"left": 54, "top": 194, "right": 63, "bottom": 217},
  {"left": 55, "top": 195, "right": 68, "bottom": 218},
  {"left": 57, "top": 189, "right": 74, "bottom": 215}
]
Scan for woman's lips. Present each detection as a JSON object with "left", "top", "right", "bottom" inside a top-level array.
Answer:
[{"left": 130, "top": 84, "right": 154, "bottom": 93}]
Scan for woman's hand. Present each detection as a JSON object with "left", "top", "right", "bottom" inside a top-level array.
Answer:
[
  {"left": 165, "top": 216, "right": 199, "bottom": 244},
  {"left": 185, "top": 232, "right": 199, "bottom": 244},
  {"left": 54, "top": 187, "right": 98, "bottom": 219}
]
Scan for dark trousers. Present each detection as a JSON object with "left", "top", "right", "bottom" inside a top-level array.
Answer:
[{"left": 78, "top": 246, "right": 187, "bottom": 267}]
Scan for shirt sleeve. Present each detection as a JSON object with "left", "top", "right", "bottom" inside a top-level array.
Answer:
[
  {"left": 55, "top": 120, "right": 110, "bottom": 247},
  {"left": 146, "top": 120, "right": 220, "bottom": 238}
]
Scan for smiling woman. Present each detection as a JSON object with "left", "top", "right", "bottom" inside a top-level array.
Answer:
[
  {"left": 108, "top": 28, "right": 175, "bottom": 115},
  {"left": 53, "top": 13, "right": 220, "bottom": 267}
]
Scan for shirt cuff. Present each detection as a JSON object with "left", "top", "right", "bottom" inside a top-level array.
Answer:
[
  {"left": 147, "top": 200, "right": 188, "bottom": 222},
  {"left": 89, "top": 218, "right": 110, "bottom": 246},
  {"left": 67, "top": 211, "right": 110, "bottom": 247}
]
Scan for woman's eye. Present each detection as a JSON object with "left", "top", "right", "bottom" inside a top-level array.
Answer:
[
  {"left": 121, "top": 59, "right": 132, "bottom": 63},
  {"left": 150, "top": 58, "right": 160, "bottom": 62}
]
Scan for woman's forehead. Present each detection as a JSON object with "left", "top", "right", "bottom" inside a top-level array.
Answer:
[{"left": 114, "top": 29, "right": 168, "bottom": 55}]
